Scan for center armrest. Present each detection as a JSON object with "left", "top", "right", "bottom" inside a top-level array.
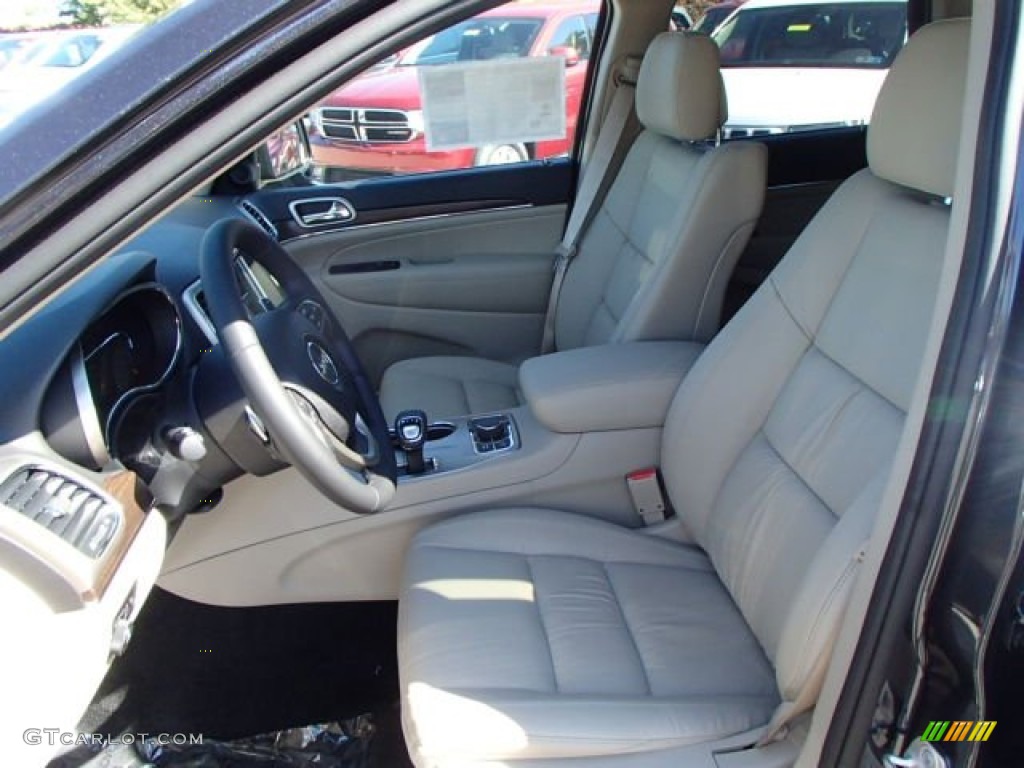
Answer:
[{"left": 519, "top": 341, "right": 705, "bottom": 433}]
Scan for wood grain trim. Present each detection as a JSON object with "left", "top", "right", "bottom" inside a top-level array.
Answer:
[{"left": 91, "top": 470, "right": 150, "bottom": 601}]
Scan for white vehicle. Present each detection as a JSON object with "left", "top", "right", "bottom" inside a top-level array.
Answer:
[
  {"left": 0, "top": 27, "right": 139, "bottom": 130},
  {"left": 713, "top": 0, "right": 907, "bottom": 137}
]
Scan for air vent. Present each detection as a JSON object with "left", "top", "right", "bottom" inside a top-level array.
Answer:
[
  {"left": 239, "top": 200, "right": 279, "bottom": 240},
  {"left": 0, "top": 466, "right": 120, "bottom": 559}
]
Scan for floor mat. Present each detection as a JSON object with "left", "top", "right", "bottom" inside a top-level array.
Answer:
[{"left": 50, "top": 588, "right": 412, "bottom": 768}]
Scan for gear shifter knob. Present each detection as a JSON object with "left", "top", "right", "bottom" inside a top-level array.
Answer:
[{"left": 395, "top": 409, "right": 428, "bottom": 474}]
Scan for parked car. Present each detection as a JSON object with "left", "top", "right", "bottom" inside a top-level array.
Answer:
[
  {"left": 0, "top": 26, "right": 139, "bottom": 130},
  {"left": 309, "top": 0, "right": 599, "bottom": 180},
  {"left": 0, "top": 32, "right": 42, "bottom": 70},
  {"left": 713, "top": 0, "right": 907, "bottom": 138},
  {"left": 693, "top": 0, "right": 747, "bottom": 34}
]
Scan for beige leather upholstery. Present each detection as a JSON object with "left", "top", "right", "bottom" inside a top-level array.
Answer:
[
  {"left": 868, "top": 19, "right": 969, "bottom": 198},
  {"left": 399, "top": 20, "right": 969, "bottom": 767},
  {"left": 636, "top": 32, "right": 725, "bottom": 141},
  {"left": 381, "top": 33, "right": 766, "bottom": 421},
  {"left": 519, "top": 341, "right": 704, "bottom": 433},
  {"left": 379, "top": 356, "right": 520, "bottom": 420},
  {"left": 400, "top": 509, "right": 779, "bottom": 763}
]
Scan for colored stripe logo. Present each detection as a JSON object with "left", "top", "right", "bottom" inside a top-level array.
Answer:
[{"left": 921, "top": 721, "right": 996, "bottom": 742}]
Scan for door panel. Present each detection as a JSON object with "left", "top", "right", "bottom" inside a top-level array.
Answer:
[
  {"left": 287, "top": 205, "right": 564, "bottom": 384},
  {"left": 250, "top": 159, "right": 573, "bottom": 385},
  {"left": 252, "top": 157, "right": 572, "bottom": 241}
]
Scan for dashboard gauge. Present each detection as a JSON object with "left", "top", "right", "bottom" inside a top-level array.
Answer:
[{"left": 75, "top": 285, "right": 183, "bottom": 457}]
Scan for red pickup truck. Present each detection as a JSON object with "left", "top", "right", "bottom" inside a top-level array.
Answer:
[{"left": 309, "top": 0, "right": 600, "bottom": 180}]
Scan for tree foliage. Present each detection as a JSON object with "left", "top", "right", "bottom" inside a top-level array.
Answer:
[{"left": 62, "top": 0, "right": 181, "bottom": 25}]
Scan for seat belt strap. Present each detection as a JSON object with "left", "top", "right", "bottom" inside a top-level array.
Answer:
[{"left": 540, "top": 56, "right": 641, "bottom": 354}]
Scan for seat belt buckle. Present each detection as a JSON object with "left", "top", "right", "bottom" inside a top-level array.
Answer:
[{"left": 626, "top": 468, "right": 669, "bottom": 525}]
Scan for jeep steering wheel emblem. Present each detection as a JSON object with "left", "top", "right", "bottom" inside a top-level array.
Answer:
[{"left": 307, "top": 340, "right": 341, "bottom": 388}]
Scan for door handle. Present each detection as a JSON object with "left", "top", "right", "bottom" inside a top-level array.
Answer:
[{"left": 289, "top": 197, "right": 356, "bottom": 228}]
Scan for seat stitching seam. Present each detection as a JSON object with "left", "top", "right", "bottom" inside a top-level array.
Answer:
[
  {"left": 810, "top": 339, "right": 906, "bottom": 413},
  {"left": 760, "top": 428, "right": 837, "bottom": 518},
  {"left": 601, "top": 562, "right": 652, "bottom": 695},
  {"left": 767, "top": 276, "right": 814, "bottom": 341},
  {"left": 766, "top": 179, "right": 883, "bottom": 345},
  {"left": 525, "top": 555, "right": 561, "bottom": 693},
  {"left": 457, "top": 377, "right": 473, "bottom": 416},
  {"left": 417, "top": 543, "right": 713, "bottom": 572}
]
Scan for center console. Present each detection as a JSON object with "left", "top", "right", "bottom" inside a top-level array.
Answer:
[{"left": 393, "top": 411, "right": 520, "bottom": 478}]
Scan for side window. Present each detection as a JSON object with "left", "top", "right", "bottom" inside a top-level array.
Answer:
[
  {"left": 308, "top": 0, "right": 602, "bottom": 183},
  {"left": 549, "top": 16, "right": 591, "bottom": 61},
  {"left": 709, "top": 1, "right": 908, "bottom": 139}
]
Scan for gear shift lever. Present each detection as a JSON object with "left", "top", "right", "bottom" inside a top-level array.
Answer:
[{"left": 395, "top": 409, "right": 428, "bottom": 474}]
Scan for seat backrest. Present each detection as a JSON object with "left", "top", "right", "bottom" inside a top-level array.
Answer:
[
  {"left": 661, "top": 19, "right": 970, "bottom": 708},
  {"left": 554, "top": 32, "right": 767, "bottom": 350}
]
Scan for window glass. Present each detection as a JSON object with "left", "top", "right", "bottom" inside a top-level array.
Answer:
[
  {"left": 549, "top": 16, "right": 590, "bottom": 60},
  {"left": 709, "top": 1, "right": 907, "bottom": 139},
  {"left": 308, "top": 0, "right": 602, "bottom": 183}
]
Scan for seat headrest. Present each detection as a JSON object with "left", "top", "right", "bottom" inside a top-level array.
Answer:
[
  {"left": 867, "top": 19, "right": 971, "bottom": 198},
  {"left": 636, "top": 32, "right": 726, "bottom": 142}
]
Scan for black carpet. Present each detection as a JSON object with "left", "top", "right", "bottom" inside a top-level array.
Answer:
[{"left": 65, "top": 588, "right": 412, "bottom": 767}]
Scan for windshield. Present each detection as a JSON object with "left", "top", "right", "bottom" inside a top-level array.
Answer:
[
  {"left": 713, "top": 2, "right": 907, "bottom": 69},
  {"left": 401, "top": 17, "right": 544, "bottom": 66}
]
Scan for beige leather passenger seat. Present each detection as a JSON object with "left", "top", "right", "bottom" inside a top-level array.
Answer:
[
  {"left": 398, "top": 19, "right": 969, "bottom": 767},
  {"left": 380, "top": 32, "right": 767, "bottom": 421}
]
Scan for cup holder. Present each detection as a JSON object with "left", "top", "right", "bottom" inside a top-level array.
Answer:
[{"left": 426, "top": 422, "right": 456, "bottom": 441}]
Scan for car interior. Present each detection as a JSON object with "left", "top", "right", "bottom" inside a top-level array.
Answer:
[{"left": 0, "top": 0, "right": 992, "bottom": 766}]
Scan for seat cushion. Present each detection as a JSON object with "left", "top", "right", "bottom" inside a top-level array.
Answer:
[
  {"left": 379, "top": 356, "right": 521, "bottom": 422},
  {"left": 399, "top": 509, "right": 779, "bottom": 765}
]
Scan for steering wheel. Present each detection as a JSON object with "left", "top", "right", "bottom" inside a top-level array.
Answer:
[{"left": 199, "top": 218, "right": 396, "bottom": 513}]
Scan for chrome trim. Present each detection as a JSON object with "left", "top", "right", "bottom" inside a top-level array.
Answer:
[
  {"left": 70, "top": 345, "right": 111, "bottom": 468},
  {"left": 238, "top": 200, "right": 278, "bottom": 239},
  {"left": 317, "top": 106, "right": 415, "bottom": 144},
  {"left": 468, "top": 413, "right": 519, "bottom": 456},
  {"left": 244, "top": 406, "right": 270, "bottom": 444},
  {"left": 289, "top": 197, "right": 357, "bottom": 229},
  {"left": 235, "top": 254, "right": 271, "bottom": 305},
  {"left": 279, "top": 203, "right": 534, "bottom": 243},
  {"left": 306, "top": 339, "right": 342, "bottom": 388},
  {"left": 183, "top": 280, "right": 218, "bottom": 346}
]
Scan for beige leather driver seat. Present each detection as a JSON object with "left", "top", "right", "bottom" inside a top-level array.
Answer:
[
  {"left": 380, "top": 32, "right": 767, "bottom": 421},
  {"left": 399, "top": 20, "right": 968, "bottom": 766}
]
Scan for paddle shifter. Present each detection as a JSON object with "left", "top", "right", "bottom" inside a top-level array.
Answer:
[{"left": 395, "top": 409, "right": 428, "bottom": 475}]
